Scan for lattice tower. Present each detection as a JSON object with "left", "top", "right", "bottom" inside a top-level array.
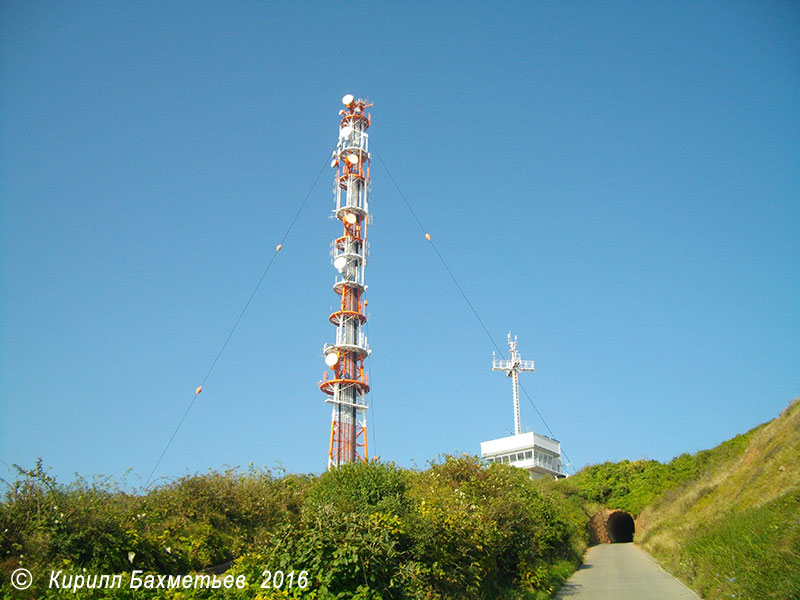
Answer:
[{"left": 319, "top": 94, "right": 373, "bottom": 468}]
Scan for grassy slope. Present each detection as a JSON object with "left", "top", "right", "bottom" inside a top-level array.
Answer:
[
  {"left": 566, "top": 398, "right": 800, "bottom": 599},
  {"left": 637, "top": 398, "right": 800, "bottom": 600}
]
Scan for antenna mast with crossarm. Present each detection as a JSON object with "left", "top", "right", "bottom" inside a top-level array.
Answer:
[{"left": 492, "top": 332, "right": 535, "bottom": 435}]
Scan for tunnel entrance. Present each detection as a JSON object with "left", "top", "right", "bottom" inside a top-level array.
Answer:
[{"left": 606, "top": 510, "right": 635, "bottom": 543}]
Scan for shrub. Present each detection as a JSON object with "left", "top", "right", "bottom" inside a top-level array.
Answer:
[{"left": 1, "top": 457, "right": 584, "bottom": 600}]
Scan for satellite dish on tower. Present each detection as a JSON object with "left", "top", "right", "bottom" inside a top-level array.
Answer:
[
  {"left": 340, "top": 126, "right": 353, "bottom": 138},
  {"left": 325, "top": 352, "right": 339, "bottom": 367},
  {"left": 344, "top": 213, "right": 357, "bottom": 225},
  {"left": 333, "top": 255, "right": 347, "bottom": 271},
  {"left": 347, "top": 154, "right": 359, "bottom": 165},
  {"left": 342, "top": 94, "right": 354, "bottom": 105}
]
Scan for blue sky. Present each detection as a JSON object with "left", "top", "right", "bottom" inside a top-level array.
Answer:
[{"left": 1, "top": 1, "right": 798, "bottom": 487}]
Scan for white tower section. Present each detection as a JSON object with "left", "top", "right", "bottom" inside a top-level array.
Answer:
[{"left": 492, "top": 332, "right": 535, "bottom": 436}]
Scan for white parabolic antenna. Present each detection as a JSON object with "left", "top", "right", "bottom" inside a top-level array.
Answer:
[
  {"left": 348, "top": 154, "right": 359, "bottom": 165},
  {"left": 340, "top": 126, "right": 353, "bottom": 138},
  {"left": 342, "top": 93, "right": 354, "bottom": 105},
  {"left": 333, "top": 255, "right": 347, "bottom": 271},
  {"left": 344, "top": 213, "right": 357, "bottom": 224},
  {"left": 325, "top": 352, "right": 339, "bottom": 367}
]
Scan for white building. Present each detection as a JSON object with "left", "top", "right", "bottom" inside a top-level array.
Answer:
[{"left": 480, "top": 431, "right": 565, "bottom": 479}]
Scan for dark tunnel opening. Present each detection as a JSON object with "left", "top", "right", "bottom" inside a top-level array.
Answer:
[{"left": 607, "top": 510, "right": 635, "bottom": 543}]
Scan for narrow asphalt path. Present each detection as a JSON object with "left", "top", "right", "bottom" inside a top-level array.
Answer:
[{"left": 556, "top": 543, "right": 700, "bottom": 599}]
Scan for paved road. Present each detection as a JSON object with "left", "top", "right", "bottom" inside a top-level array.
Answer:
[{"left": 556, "top": 543, "right": 700, "bottom": 599}]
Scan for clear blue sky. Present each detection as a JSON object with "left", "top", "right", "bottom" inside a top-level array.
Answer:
[{"left": 2, "top": 1, "right": 798, "bottom": 486}]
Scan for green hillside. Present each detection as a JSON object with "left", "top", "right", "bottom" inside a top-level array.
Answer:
[
  {"left": 566, "top": 398, "right": 800, "bottom": 600},
  {"left": 639, "top": 399, "right": 800, "bottom": 599}
]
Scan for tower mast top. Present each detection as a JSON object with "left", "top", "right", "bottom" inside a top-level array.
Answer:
[{"left": 492, "top": 332, "right": 535, "bottom": 436}]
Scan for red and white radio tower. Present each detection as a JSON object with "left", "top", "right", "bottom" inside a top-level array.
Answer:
[{"left": 319, "top": 94, "right": 372, "bottom": 468}]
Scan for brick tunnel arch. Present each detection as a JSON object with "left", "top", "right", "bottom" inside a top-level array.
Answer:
[{"left": 607, "top": 510, "right": 635, "bottom": 543}]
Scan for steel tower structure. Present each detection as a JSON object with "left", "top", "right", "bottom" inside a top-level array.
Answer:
[
  {"left": 319, "top": 94, "right": 372, "bottom": 468},
  {"left": 492, "top": 333, "right": 535, "bottom": 435}
]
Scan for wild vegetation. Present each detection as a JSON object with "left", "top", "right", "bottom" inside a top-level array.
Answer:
[
  {"left": 566, "top": 398, "right": 800, "bottom": 600},
  {"left": 562, "top": 427, "right": 762, "bottom": 516},
  {"left": 638, "top": 398, "right": 800, "bottom": 600},
  {"left": 0, "top": 455, "right": 588, "bottom": 599},
  {"left": 4, "top": 400, "right": 797, "bottom": 599}
]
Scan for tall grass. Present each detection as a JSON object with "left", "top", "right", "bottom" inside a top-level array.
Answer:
[{"left": 672, "top": 490, "right": 800, "bottom": 600}]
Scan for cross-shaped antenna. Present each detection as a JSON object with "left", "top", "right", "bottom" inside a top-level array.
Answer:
[{"left": 492, "top": 332, "right": 535, "bottom": 435}]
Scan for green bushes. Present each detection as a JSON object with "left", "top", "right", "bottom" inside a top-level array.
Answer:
[
  {"left": 564, "top": 428, "right": 760, "bottom": 516},
  {"left": 253, "top": 461, "right": 412, "bottom": 598},
  {"left": 564, "top": 458, "right": 696, "bottom": 515},
  {"left": 1, "top": 456, "right": 585, "bottom": 599},
  {"left": 303, "top": 460, "right": 410, "bottom": 516},
  {"left": 230, "top": 456, "right": 585, "bottom": 599},
  {"left": 402, "top": 456, "right": 585, "bottom": 599}
]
